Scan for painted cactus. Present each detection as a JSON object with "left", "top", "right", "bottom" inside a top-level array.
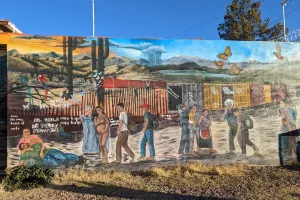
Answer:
[{"left": 97, "top": 38, "right": 109, "bottom": 105}]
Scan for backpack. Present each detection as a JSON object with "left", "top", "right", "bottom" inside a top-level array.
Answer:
[
  {"left": 244, "top": 114, "right": 254, "bottom": 129},
  {"left": 145, "top": 112, "right": 160, "bottom": 130},
  {"left": 150, "top": 113, "right": 160, "bottom": 130},
  {"left": 123, "top": 112, "right": 137, "bottom": 133}
]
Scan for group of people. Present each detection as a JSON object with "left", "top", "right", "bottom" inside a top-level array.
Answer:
[
  {"left": 178, "top": 104, "right": 217, "bottom": 155},
  {"left": 80, "top": 105, "right": 110, "bottom": 163},
  {"left": 178, "top": 101, "right": 260, "bottom": 157},
  {"left": 80, "top": 102, "right": 157, "bottom": 164},
  {"left": 224, "top": 104, "right": 259, "bottom": 156},
  {"left": 17, "top": 98, "right": 299, "bottom": 167}
]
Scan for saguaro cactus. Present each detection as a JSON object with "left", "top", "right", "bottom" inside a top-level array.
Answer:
[
  {"left": 97, "top": 38, "right": 109, "bottom": 105},
  {"left": 91, "top": 40, "right": 97, "bottom": 71},
  {"left": 67, "top": 37, "right": 78, "bottom": 95},
  {"left": 62, "top": 36, "right": 67, "bottom": 80}
]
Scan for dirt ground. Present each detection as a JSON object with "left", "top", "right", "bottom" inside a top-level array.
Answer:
[{"left": 1, "top": 164, "right": 300, "bottom": 200}]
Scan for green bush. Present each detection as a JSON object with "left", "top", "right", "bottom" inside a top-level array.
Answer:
[{"left": 1, "top": 165, "right": 54, "bottom": 191}]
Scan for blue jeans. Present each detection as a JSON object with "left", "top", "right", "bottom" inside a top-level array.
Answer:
[
  {"left": 190, "top": 127, "right": 199, "bottom": 152},
  {"left": 178, "top": 124, "right": 193, "bottom": 154},
  {"left": 140, "top": 129, "right": 155, "bottom": 157}
]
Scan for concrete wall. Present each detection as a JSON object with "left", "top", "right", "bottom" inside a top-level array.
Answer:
[{"left": 2, "top": 33, "right": 300, "bottom": 170}]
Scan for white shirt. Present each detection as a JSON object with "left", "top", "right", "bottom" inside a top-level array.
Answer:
[{"left": 119, "top": 112, "right": 128, "bottom": 131}]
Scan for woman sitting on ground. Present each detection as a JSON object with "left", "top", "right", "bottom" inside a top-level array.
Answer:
[{"left": 18, "top": 142, "right": 80, "bottom": 167}]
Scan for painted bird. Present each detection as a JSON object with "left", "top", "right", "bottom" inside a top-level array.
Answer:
[
  {"left": 19, "top": 75, "right": 34, "bottom": 106},
  {"left": 38, "top": 75, "right": 51, "bottom": 97}
]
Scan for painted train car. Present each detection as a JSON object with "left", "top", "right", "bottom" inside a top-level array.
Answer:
[
  {"left": 103, "top": 79, "right": 287, "bottom": 122},
  {"left": 167, "top": 82, "right": 286, "bottom": 111}
]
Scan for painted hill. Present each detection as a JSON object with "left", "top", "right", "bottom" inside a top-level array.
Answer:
[
  {"left": 163, "top": 55, "right": 211, "bottom": 66},
  {"left": 39, "top": 51, "right": 61, "bottom": 58},
  {"left": 8, "top": 49, "right": 20, "bottom": 56},
  {"left": 73, "top": 52, "right": 91, "bottom": 61},
  {"left": 105, "top": 56, "right": 137, "bottom": 67}
]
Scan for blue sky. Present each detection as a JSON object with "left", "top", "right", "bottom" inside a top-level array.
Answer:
[
  {"left": 108, "top": 38, "right": 300, "bottom": 63},
  {"left": 1, "top": 0, "right": 299, "bottom": 40}
]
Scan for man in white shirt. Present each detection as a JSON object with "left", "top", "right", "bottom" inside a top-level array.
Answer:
[{"left": 112, "top": 102, "right": 135, "bottom": 163}]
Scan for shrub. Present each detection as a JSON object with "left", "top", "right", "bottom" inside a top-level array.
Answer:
[{"left": 1, "top": 165, "right": 54, "bottom": 191}]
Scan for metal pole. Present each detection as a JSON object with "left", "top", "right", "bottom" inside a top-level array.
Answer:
[
  {"left": 283, "top": 4, "right": 286, "bottom": 41},
  {"left": 281, "top": 0, "right": 288, "bottom": 42},
  {"left": 92, "top": 0, "right": 95, "bottom": 37}
]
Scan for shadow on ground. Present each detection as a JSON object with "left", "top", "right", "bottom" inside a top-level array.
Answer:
[{"left": 48, "top": 182, "right": 233, "bottom": 200}]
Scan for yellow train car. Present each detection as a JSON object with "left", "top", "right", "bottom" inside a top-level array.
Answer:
[{"left": 203, "top": 83, "right": 276, "bottom": 110}]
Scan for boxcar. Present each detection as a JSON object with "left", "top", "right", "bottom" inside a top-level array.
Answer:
[
  {"left": 102, "top": 78, "right": 168, "bottom": 123},
  {"left": 167, "top": 83, "right": 203, "bottom": 112},
  {"left": 203, "top": 83, "right": 251, "bottom": 110},
  {"left": 102, "top": 79, "right": 286, "bottom": 124},
  {"left": 272, "top": 83, "right": 287, "bottom": 103}
]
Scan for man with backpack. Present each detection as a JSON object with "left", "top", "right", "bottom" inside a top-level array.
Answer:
[
  {"left": 178, "top": 104, "right": 192, "bottom": 155},
  {"left": 137, "top": 103, "right": 156, "bottom": 161},
  {"left": 224, "top": 103, "right": 238, "bottom": 154},
  {"left": 112, "top": 102, "right": 135, "bottom": 163},
  {"left": 233, "top": 108, "right": 259, "bottom": 156}
]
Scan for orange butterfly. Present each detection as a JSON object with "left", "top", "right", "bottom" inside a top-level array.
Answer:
[
  {"left": 214, "top": 60, "right": 224, "bottom": 69},
  {"left": 231, "top": 63, "right": 241, "bottom": 74},
  {"left": 217, "top": 46, "right": 232, "bottom": 61}
]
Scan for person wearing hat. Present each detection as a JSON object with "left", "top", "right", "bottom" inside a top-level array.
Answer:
[
  {"left": 137, "top": 103, "right": 156, "bottom": 161},
  {"left": 223, "top": 100, "right": 238, "bottom": 154},
  {"left": 178, "top": 104, "right": 193, "bottom": 155}
]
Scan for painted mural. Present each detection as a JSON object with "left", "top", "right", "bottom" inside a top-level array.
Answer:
[{"left": 4, "top": 33, "right": 300, "bottom": 169}]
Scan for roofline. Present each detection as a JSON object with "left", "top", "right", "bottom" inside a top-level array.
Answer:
[{"left": 0, "top": 20, "right": 22, "bottom": 33}]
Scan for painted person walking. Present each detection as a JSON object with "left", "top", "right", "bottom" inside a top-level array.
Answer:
[
  {"left": 137, "top": 103, "right": 156, "bottom": 161},
  {"left": 233, "top": 108, "right": 259, "bottom": 156},
  {"left": 178, "top": 104, "right": 193, "bottom": 155},
  {"left": 198, "top": 109, "right": 216, "bottom": 153},
  {"left": 223, "top": 102, "right": 238, "bottom": 154},
  {"left": 189, "top": 104, "right": 200, "bottom": 152},
  {"left": 112, "top": 103, "right": 135, "bottom": 163}
]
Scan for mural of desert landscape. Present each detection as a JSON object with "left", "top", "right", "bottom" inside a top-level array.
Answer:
[{"left": 5, "top": 34, "right": 300, "bottom": 169}]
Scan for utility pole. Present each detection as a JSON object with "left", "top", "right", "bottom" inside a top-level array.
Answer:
[
  {"left": 92, "top": 0, "right": 95, "bottom": 37},
  {"left": 281, "top": 0, "right": 289, "bottom": 41}
]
